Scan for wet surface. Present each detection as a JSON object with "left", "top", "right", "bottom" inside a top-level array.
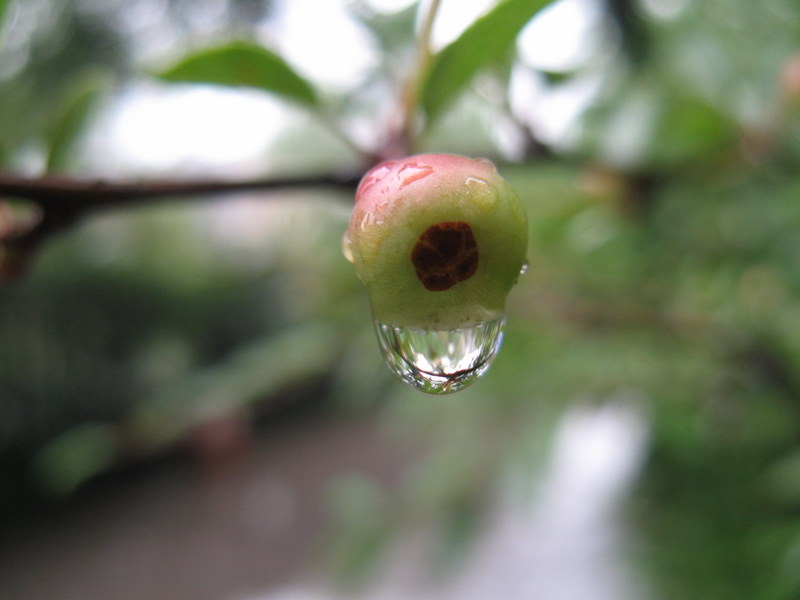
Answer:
[
  {"left": 0, "top": 404, "right": 650, "bottom": 600},
  {"left": 397, "top": 162, "right": 434, "bottom": 189},
  {"left": 0, "top": 413, "right": 414, "bottom": 600},
  {"left": 240, "top": 403, "right": 651, "bottom": 600}
]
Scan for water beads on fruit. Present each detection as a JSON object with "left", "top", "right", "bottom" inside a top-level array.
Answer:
[{"left": 343, "top": 154, "right": 528, "bottom": 394}]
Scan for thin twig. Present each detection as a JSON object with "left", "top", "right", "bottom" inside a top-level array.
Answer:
[
  {"left": 398, "top": 0, "right": 443, "bottom": 151},
  {"left": 0, "top": 170, "right": 361, "bottom": 280},
  {"left": 0, "top": 172, "right": 360, "bottom": 212},
  {"left": 416, "top": 0, "right": 442, "bottom": 68}
]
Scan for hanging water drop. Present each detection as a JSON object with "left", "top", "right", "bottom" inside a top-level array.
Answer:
[{"left": 374, "top": 318, "right": 505, "bottom": 394}]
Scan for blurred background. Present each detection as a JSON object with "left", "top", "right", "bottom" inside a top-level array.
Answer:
[{"left": 1, "top": 0, "right": 800, "bottom": 598}]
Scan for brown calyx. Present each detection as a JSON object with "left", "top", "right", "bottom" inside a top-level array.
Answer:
[{"left": 411, "top": 222, "right": 478, "bottom": 291}]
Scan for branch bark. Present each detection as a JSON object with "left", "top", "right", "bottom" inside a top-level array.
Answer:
[
  {"left": 0, "top": 170, "right": 361, "bottom": 281},
  {"left": 0, "top": 172, "right": 360, "bottom": 211}
]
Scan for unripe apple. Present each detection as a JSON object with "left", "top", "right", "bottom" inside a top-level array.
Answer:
[{"left": 344, "top": 154, "right": 528, "bottom": 329}]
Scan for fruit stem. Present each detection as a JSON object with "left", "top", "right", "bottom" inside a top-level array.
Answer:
[{"left": 399, "top": 0, "right": 442, "bottom": 152}]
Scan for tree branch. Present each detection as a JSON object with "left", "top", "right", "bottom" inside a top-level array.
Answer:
[
  {"left": 0, "top": 171, "right": 360, "bottom": 212},
  {"left": 0, "top": 170, "right": 361, "bottom": 281}
]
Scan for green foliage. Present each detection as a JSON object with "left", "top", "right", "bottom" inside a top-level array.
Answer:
[
  {"left": 2, "top": 0, "right": 800, "bottom": 598},
  {"left": 45, "top": 77, "right": 107, "bottom": 171},
  {"left": 0, "top": 196, "right": 358, "bottom": 461},
  {"left": 420, "top": 0, "right": 552, "bottom": 123},
  {"left": 130, "top": 321, "right": 346, "bottom": 450},
  {"left": 30, "top": 423, "right": 118, "bottom": 496},
  {"left": 157, "top": 41, "right": 319, "bottom": 108},
  {"left": 325, "top": 475, "right": 391, "bottom": 581},
  {"left": 0, "top": 2, "right": 124, "bottom": 166}
]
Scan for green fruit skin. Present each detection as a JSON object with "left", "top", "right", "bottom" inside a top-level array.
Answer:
[{"left": 345, "top": 154, "right": 528, "bottom": 329}]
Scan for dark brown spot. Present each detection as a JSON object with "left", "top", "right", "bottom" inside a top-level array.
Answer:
[{"left": 411, "top": 222, "right": 478, "bottom": 291}]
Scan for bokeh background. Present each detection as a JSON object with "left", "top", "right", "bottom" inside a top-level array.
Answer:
[{"left": 2, "top": 0, "right": 800, "bottom": 598}]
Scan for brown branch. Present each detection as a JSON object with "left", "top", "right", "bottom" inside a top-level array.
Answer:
[
  {"left": 0, "top": 171, "right": 360, "bottom": 212},
  {"left": 0, "top": 170, "right": 362, "bottom": 281}
]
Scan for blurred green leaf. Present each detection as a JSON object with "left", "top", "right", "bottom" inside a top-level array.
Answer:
[
  {"left": 648, "top": 95, "right": 735, "bottom": 166},
  {"left": 541, "top": 69, "right": 577, "bottom": 85},
  {"left": 420, "top": 0, "right": 552, "bottom": 123},
  {"left": 45, "top": 78, "right": 106, "bottom": 171},
  {"left": 157, "top": 41, "right": 319, "bottom": 107},
  {"left": 30, "top": 423, "right": 118, "bottom": 496},
  {"left": 129, "top": 321, "right": 345, "bottom": 450},
  {"left": 604, "top": 0, "right": 650, "bottom": 66},
  {"left": 438, "top": 498, "right": 482, "bottom": 565},
  {"left": 326, "top": 475, "right": 390, "bottom": 581},
  {"left": 763, "top": 450, "right": 800, "bottom": 506},
  {"left": 0, "top": 0, "right": 9, "bottom": 24}
]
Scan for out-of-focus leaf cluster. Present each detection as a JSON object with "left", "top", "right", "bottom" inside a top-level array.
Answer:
[{"left": 1, "top": 0, "right": 800, "bottom": 597}]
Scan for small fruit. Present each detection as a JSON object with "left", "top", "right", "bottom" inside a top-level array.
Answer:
[{"left": 343, "top": 154, "right": 528, "bottom": 330}]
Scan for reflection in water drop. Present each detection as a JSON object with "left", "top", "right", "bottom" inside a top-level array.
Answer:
[
  {"left": 375, "top": 318, "right": 505, "bottom": 394},
  {"left": 520, "top": 259, "right": 529, "bottom": 275}
]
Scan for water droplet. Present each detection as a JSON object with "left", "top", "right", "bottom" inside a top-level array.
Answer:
[
  {"left": 356, "top": 162, "right": 395, "bottom": 198},
  {"left": 464, "top": 176, "right": 496, "bottom": 208},
  {"left": 374, "top": 318, "right": 505, "bottom": 394},
  {"left": 342, "top": 231, "right": 354, "bottom": 263},
  {"left": 358, "top": 211, "right": 377, "bottom": 232},
  {"left": 465, "top": 175, "right": 490, "bottom": 187},
  {"left": 398, "top": 162, "right": 434, "bottom": 188},
  {"left": 519, "top": 259, "right": 529, "bottom": 275}
]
